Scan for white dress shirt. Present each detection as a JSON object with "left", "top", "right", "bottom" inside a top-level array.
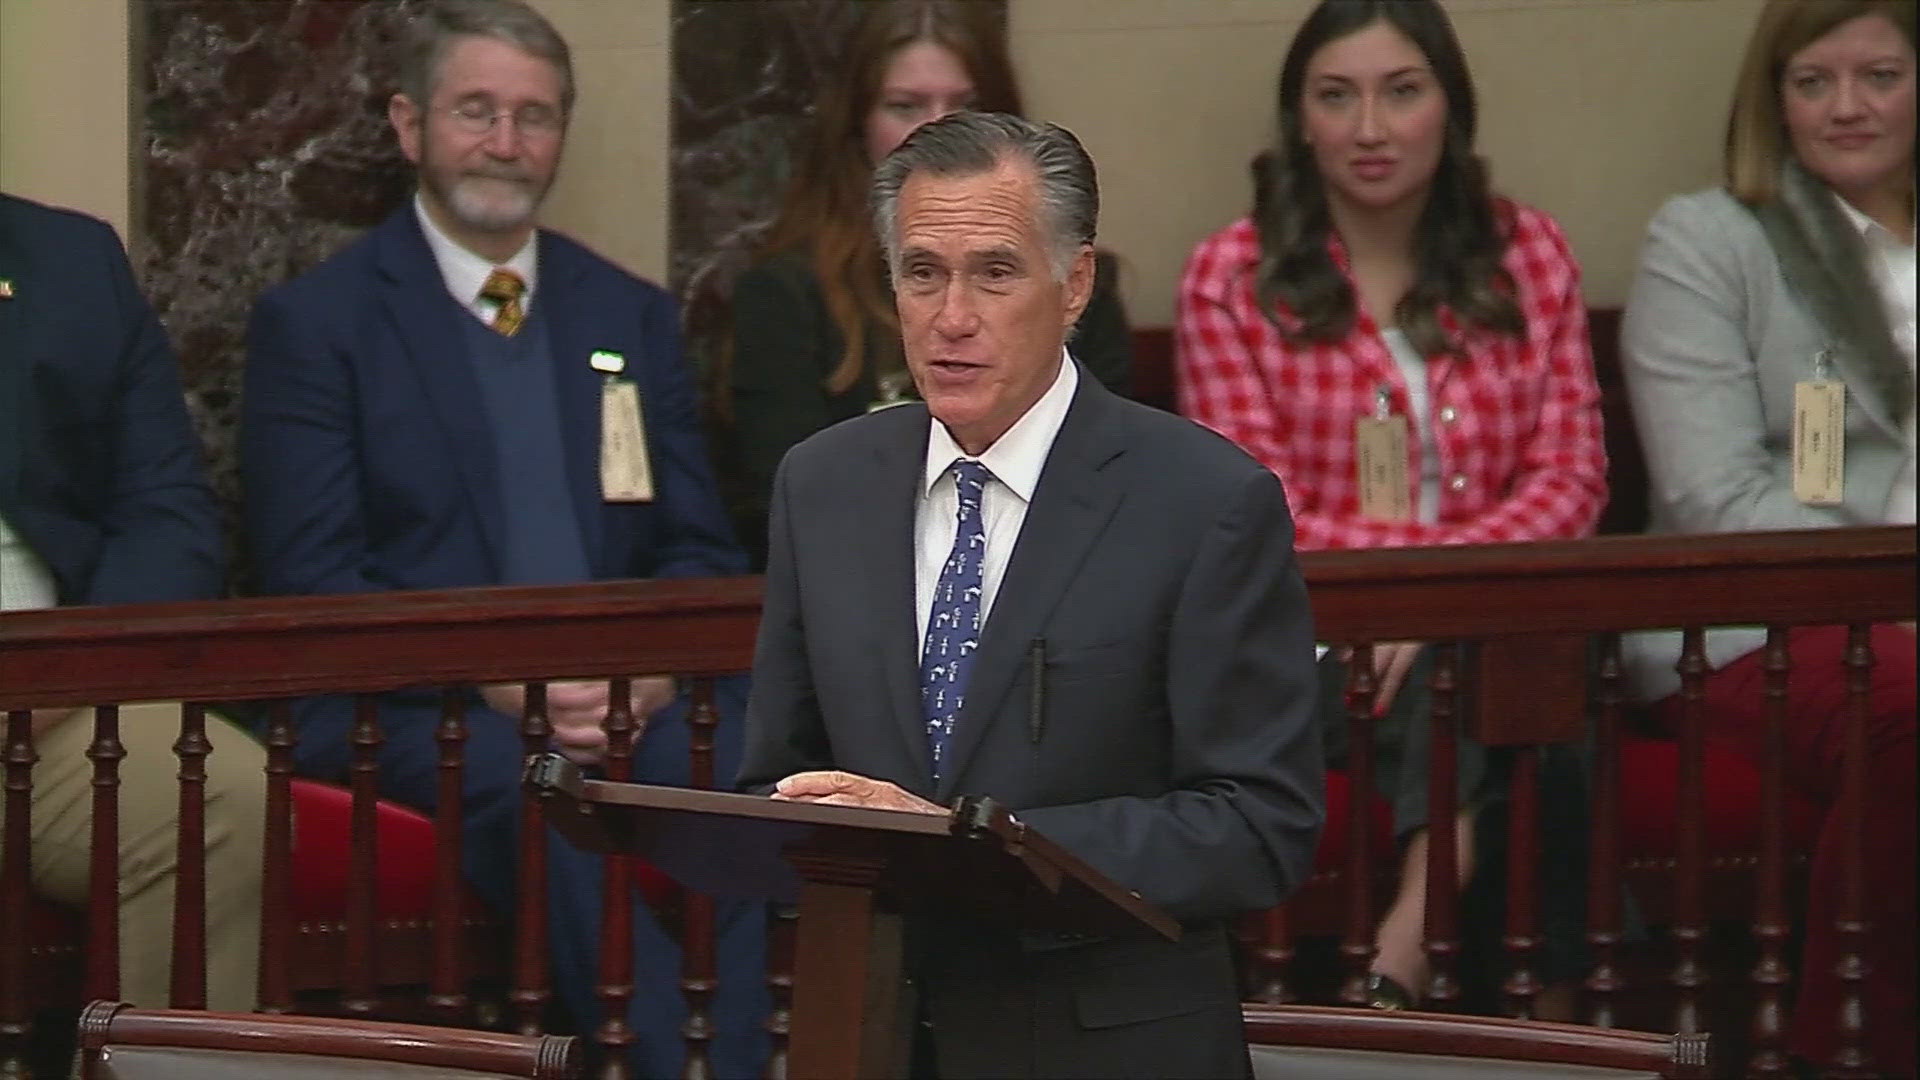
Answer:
[
  {"left": 0, "top": 515, "right": 57, "bottom": 612},
  {"left": 413, "top": 194, "right": 539, "bottom": 322},
  {"left": 915, "top": 352, "right": 1078, "bottom": 650},
  {"left": 1833, "top": 194, "right": 1917, "bottom": 524}
]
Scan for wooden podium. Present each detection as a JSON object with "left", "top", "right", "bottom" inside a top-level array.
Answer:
[{"left": 524, "top": 754, "right": 1178, "bottom": 1079}]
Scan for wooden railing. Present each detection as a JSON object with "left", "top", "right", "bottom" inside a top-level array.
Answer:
[{"left": 1, "top": 526, "right": 1912, "bottom": 1078}]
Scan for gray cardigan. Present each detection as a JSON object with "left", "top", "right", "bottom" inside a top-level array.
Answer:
[{"left": 1619, "top": 179, "right": 1912, "bottom": 700}]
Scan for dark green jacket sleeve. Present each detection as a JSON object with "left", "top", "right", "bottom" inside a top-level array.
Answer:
[
  {"left": 729, "top": 256, "right": 841, "bottom": 565},
  {"left": 1072, "top": 252, "right": 1134, "bottom": 397}
]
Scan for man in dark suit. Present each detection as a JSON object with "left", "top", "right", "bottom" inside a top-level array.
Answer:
[
  {"left": 1, "top": 192, "right": 266, "bottom": 1008},
  {"left": 738, "top": 112, "right": 1324, "bottom": 1078},
  {"left": 240, "top": 2, "right": 765, "bottom": 1074}
]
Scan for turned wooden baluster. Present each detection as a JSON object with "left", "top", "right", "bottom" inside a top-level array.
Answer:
[
  {"left": 1669, "top": 628, "right": 1708, "bottom": 1035},
  {"left": 342, "top": 695, "right": 382, "bottom": 1016},
  {"left": 169, "top": 703, "right": 210, "bottom": 1009},
  {"left": 764, "top": 901, "right": 799, "bottom": 1080},
  {"left": 1747, "top": 629, "right": 1792, "bottom": 1076},
  {"left": 681, "top": 677, "right": 719, "bottom": 1080},
  {"left": 429, "top": 688, "right": 470, "bottom": 1024},
  {"left": 1584, "top": 635, "right": 1624, "bottom": 1028},
  {"left": 596, "top": 678, "right": 637, "bottom": 1080},
  {"left": 2, "top": 708, "right": 37, "bottom": 1076},
  {"left": 259, "top": 700, "right": 296, "bottom": 1014},
  {"left": 1247, "top": 904, "right": 1295, "bottom": 1005},
  {"left": 1337, "top": 644, "right": 1378, "bottom": 1006},
  {"left": 83, "top": 706, "right": 124, "bottom": 1002},
  {"left": 1829, "top": 625, "right": 1874, "bottom": 1076},
  {"left": 511, "top": 682, "right": 553, "bottom": 1035},
  {"left": 1501, "top": 742, "right": 1542, "bottom": 1019},
  {"left": 1423, "top": 642, "right": 1461, "bottom": 1010}
]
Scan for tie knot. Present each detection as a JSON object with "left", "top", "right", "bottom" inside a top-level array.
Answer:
[
  {"left": 479, "top": 268, "right": 525, "bottom": 305},
  {"left": 951, "top": 460, "right": 992, "bottom": 509}
]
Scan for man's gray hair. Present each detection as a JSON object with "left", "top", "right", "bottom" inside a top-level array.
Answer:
[
  {"left": 397, "top": 0, "right": 576, "bottom": 115},
  {"left": 871, "top": 111, "right": 1099, "bottom": 282}
]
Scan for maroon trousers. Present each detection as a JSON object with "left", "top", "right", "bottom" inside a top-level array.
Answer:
[{"left": 1652, "top": 623, "right": 1915, "bottom": 1075}]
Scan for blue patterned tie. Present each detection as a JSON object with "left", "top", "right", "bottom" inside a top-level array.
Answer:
[{"left": 920, "top": 459, "right": 992, "bottom": 782}]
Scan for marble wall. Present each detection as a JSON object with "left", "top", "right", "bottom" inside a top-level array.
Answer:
[
  {"left": 669, "top": 0, "right": 852, "bottom": 388},
  {"left": 130, "top": 0, "right": 1005, "bottom": 588},
  {"left": 666, "top": 1, "right": 1007, "bottom": 396},
  {"left": 137, "top": 0, "right": 417, "bottom": 587}
]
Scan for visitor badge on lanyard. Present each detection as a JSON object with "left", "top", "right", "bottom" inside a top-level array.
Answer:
[
  {"left": 594, "top": 350, "right": 654, "bottom": 503},
  {"left": 1792, "top": 347, "right": 1845, "bottom": 506},
  {"left": 1356, "top": 383, "right": 1412, "bottom": 522}
]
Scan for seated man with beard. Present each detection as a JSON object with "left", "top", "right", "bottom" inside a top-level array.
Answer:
[{"left": 240, "top": 2, "right": 766, "bottom": 1075}]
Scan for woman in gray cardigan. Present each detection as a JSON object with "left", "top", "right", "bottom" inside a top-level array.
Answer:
[{"left": 1621, "top": 0, "right": 1913, "bottom": 1072}]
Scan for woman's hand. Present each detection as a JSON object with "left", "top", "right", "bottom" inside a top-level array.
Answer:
[{"left": 1371, "top": 641, "right": 1426, "bottom": 717}]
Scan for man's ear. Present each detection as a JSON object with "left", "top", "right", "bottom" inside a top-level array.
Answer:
[
  {"left": 389, "top": 93, "right": 424, "bottom": 165},
  {"left": 1061, "top": 245, "right": 1096, "bottom": 330}
]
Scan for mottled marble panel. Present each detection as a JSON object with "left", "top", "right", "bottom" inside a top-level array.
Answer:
[
  {"left": 668, "top": 0, "right": 1007, "bottom": 381},
  {"left": 135, "top": 0, "right": 418, "bottom": 589}
]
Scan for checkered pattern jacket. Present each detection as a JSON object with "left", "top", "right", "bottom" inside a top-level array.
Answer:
[{"left": 1175, "top": 200, "right": 1607, "bottom": 551}]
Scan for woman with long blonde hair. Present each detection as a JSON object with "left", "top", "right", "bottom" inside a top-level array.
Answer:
[{"left": 1621, "top": 1, "right": 1914, "bottom": 1070}]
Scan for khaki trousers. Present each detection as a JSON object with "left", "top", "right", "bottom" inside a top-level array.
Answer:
[{"left": 3, "top": 703, "right": 265, "bottom": 1010}]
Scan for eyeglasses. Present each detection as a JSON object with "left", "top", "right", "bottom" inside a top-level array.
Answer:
[{"left": 443, "top": 99, "right": 565, "bottom": 139}]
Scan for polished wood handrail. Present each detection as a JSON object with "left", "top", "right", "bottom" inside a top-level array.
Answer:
[
  {"left": 77, "top": 1000, "right": 580, "bottom": 1078},
  {"left": 1301, "top": 526, "right": 1914, "bottom": 640},
  {"left": 0, "top": 528, "right": 1909, "bottom": 710},
  {"left": 3, "top": 526, "right": 1912, "bottom": 1078},
  {"left": 1244, "top": 1003, "right": 1712, "bottom": 1077}
]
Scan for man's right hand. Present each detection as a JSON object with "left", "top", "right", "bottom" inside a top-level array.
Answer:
[
  {"left": 482, "top": 680, "right": 613, "bottom": 764},
  {"left": 480, "top": 678, "right": 676, "bottom": 766}
]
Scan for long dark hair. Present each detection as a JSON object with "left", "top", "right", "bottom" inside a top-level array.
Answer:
[
  {"left": 1256, "top": 0, "right": 1522, "bottom": 358},
  {"left": 757, "top": 1, "right": 1021, "bottom": 395}
]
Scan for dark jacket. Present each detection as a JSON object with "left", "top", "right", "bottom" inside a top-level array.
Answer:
[
  {"left": 0, "top": 193, "right": 221, "bottom": 606},
  {"left": 726, "top": 248, "right": 1133, "bottom": 567},
  {"left": 740, "top": 371, "right": 1323, "bottom": 1078}
]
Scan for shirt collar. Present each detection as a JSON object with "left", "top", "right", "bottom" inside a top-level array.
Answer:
[
  {"left": 1832, "top": 190, "right": 1916, "bottom": 250},
  {"left": 922, "top": 349, "right": 1079, "bottom": 502},
  {"left": 413, "top": 192, "right": 539, "bottom": 309}
]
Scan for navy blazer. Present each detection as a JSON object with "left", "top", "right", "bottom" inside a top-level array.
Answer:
[
  {"left": 242, "top": 204, "right": 743, "bottom": 598},
  {"left": 0, "top": 194, "right": 221, "bottom": 606}
]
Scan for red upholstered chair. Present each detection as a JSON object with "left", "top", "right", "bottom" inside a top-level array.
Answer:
[
  {"left": 29, "top": 778, "right": 677, "bottom": 1009},
  {"left": 1313, "top": 768, "right": 1397, "bottom": 876},
  {"left": 1613, "top": 735, "right": 1821, "bottom": 921},
  {"left": 283, "top": 778, "right": 676, "bottom": 924}
]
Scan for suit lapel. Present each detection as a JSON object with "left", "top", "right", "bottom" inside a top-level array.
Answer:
[
  {"left": 870, "top": 409, "right": 938, "bottom": 789},
  {"left": 375, "top": 209, "right": 509, "bottom": 572},
  {"left": 935, "top": 378, "right": 1128, "bottom": 801},
  {"left": 534, "top": 235, "right": 606, "bottom": 574}
]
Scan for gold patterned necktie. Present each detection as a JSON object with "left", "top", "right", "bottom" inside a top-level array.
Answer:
[{"left": 479, "top": 267, "right": 526, "bottom": 337}]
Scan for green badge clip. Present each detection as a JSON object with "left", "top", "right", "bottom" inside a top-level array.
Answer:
[{"left": 589, "top": 350, "right": 626, "bottom": 375}]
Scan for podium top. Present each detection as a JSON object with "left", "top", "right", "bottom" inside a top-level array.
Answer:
[{"left": 526, "top": 754, "right": 1178, "bottom": 942}]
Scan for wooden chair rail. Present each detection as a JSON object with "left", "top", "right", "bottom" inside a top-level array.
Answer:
[
  {"left": 77, "top": 1000, "right": 580, "bottom": 1078},
  {"left": 0, "top": 527, "right": 1909, "bottom": 710},
  {"left": 1243, "top": 1004, "right": 1712, "bottom": 1078},
  {"left": 2, "top": 526, "right": 1911, "bottom": 1079}
]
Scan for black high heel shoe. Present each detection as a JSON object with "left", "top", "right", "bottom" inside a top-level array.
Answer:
[{"left": 1363, "top": 972, "right": 1416, "bottom": 1010}]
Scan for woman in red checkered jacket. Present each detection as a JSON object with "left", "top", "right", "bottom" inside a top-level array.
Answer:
[{"left": 1175, "top": 0, "right": 1606, "bottom": 1013}]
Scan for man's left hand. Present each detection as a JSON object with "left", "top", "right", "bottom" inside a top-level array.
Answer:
[{"left": 771, "top": 770, "right": 946, "bottom": 815}]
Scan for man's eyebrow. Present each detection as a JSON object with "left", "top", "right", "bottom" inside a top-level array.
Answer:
[{"left": 967, "top": 246, "right": 1023, "bottom": 265}]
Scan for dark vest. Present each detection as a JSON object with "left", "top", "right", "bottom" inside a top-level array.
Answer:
[{"left": 456, "top": 296, "right": 591, "bottom": 584}]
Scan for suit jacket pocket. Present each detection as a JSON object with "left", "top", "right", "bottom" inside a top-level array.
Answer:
[
  {"left": 1071, "top": 928, "right": 1236, "bottom": 1030},
  {"left": 1044, "top": 636, "right": 1135, "bottom": 682}
]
